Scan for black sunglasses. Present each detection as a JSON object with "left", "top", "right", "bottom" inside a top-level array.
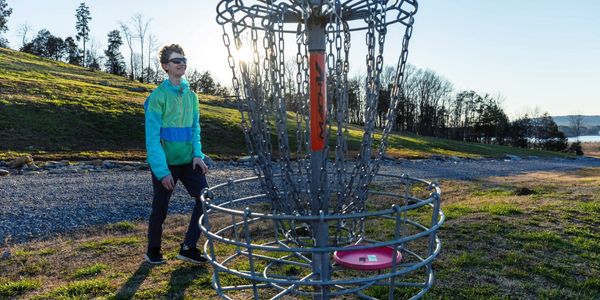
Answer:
[{"left": 168, "top": 57, "right": 187, "bottom": 64}]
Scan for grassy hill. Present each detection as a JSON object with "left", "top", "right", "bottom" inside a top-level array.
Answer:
[{"left": 0, "top": 47, "right": 573, "bottom": 161}]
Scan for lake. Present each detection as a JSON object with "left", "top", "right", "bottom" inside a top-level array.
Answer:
[{"left": 568, "top": 135, "right": 600, "bottom": 143}]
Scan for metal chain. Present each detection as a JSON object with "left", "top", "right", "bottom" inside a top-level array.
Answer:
[{"left": 218, "top": 0, "right": 418, "bottom": 222}]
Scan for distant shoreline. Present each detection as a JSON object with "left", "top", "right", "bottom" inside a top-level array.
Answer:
[{"left": 568, "top": 135, "right": 600, "bottom": 143}]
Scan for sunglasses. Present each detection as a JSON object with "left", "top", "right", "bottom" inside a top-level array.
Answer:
[{"left": 168, "top": 57, "right": 187, "bottom": 64}]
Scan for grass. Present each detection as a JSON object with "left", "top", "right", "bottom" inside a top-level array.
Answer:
[
  {"left": 1, "top": 167, "right": 599, "bottom": 299},
  {"left": 0, "top": 47, "right": 576, "bottom": 162}
]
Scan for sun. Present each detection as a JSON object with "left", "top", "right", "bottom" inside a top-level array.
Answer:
[{"left": 235, "top": 46, "right": 254, "bottom": 64}]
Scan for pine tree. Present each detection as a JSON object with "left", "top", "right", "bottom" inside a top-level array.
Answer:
[
  {"left": 75, "top": 2, "right": 91, "bottom": 66},
  {"left": 104, "top": 30, "right": 126, "bottom": 75},
  {"left": 0, "top": 0, "right": 13, "bottom": 47}
]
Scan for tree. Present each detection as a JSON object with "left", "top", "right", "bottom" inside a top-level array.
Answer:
[
  {"left": 16, "top": 23, "right": 32, "bottom": 48},
  {"left": 46, "top": 35, "right": 65, "bottom": 60},
  {"left": 131, "top": 14, "right": 151, "bottom": 82},
  {"left": 0, "top": 0, "right": 13, "bottom": 47},
  {"left": 104, "top": 30, "right": 126, "bottom": 75},
  {"left": 84, "top": 38, "right": 102, "bottom": 71},
  {"left": 75, "top": 2, "right": 92, "bottom": 66},
  {"left": 64, "top": 37, "right": 81, "bottom": 65},
  {"left": 119, "top": 22, "right": 135, "bottom": 80},
  {"left": 21, "top": 29, "right": 65, "bottom": 59},
  {"left": 569, "top": 114, "right": 585, "bottom": 142},
  {"left": 147, "top": 34, "right": 158, "bottom": 83}
]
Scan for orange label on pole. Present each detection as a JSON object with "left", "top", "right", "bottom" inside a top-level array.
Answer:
[{"left": 310, "top": 51, "right": 327, "bottom": 151}]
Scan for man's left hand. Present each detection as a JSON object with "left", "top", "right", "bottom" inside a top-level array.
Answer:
[{"left": 193, "top": 157, "right": 208, "bottom": 175}]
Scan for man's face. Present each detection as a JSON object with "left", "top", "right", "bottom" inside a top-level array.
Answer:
[{"left": 163, "top": 52, "right": 187, "bottom": 78}]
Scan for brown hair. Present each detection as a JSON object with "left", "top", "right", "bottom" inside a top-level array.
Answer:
[{"left": 159, "top": 44, "right": 185, "bottom": 70}]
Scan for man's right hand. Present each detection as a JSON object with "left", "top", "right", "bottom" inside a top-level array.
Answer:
[{"left": 161, "top": 174, "right": 175, "bottom": 190}]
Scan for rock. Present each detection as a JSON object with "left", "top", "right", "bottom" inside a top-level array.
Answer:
[
  {"left": 430, "top": 155, "right": 445, "bottom": 161},
  {"left": 7, "top": 155, "right": 33, "bottom": 169},
  {"left": 90, "top": 159, "right": 103, "bottom": 167},
  {"left": 505, "top": 154, "right": 522, "bottom": 161},
  {"left": 1, "top": 251, "right": 9, "bottom": 260},
  {"left": 203, "top": 156, "right": 217, "bottom": 168},
  {"left": 23, "top": 171, "right": 42, "bottom": 176},
  {"left": 238, "top": 156, "right": 257, "bottom": 164},
  {"left": 121, "top": 166, "right": 137, "bottom": 171},
  {"left": 44, "top": 161, "right": 69, "bottom": 169},
  {"left": 23, "top": 163, "right": 40, "bottom": 171},
  {"left": 0, "top": 168, "right": 9, "bottom": 176},
  {"left": 448, "top": 156, "right": 461, "bottom": 162}
]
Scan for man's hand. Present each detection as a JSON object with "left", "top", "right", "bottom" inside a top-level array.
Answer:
[
  {"left": 161, "top": 174, "right": 175, "bottom": 190},
  {"left": 193, "top": 157, "right": 208, "bottom": 175}
]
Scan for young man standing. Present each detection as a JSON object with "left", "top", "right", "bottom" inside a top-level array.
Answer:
[{"left": 144, "top": 44, "right": 208, "bottom": 265}]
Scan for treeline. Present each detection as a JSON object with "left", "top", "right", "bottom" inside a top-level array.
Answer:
[
  {"left": 0, "top": 1, "right": 227, "bottom": 96},
  {"left": 289, "top": 64, "right": 570, "bottom": 153}
]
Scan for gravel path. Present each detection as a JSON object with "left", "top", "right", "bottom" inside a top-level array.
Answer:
[{"left": 2, "top": 157, "right": 599, "bottom": 245}]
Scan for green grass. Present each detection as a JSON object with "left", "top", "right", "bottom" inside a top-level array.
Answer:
[
  {"left": 0, "top": 47, "right": 575, "bottom": 162},
  {"left": 44, "top": 278, "right": 113, "bottom": 299},
  {"left": 72, "top": 263, "right": 108, "bottom": 278},
  {"left": 0, "top": 279, "right": 41, "bottom": 298}
]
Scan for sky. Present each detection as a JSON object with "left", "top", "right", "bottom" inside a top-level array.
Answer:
[{"left": 4, "top": 0, "right": 600, "bottom": 117}]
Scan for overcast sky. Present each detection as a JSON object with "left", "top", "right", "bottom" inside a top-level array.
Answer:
[{"left": 5, "top": 0, "right": 600, "bottom": 117}]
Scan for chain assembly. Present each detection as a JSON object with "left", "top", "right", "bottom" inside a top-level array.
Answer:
[{"left": 218, "top": 0, "right": 418, "bottom": 224}]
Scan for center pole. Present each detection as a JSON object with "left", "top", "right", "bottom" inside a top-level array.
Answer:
[{"left": 307, "top": 6, "right": 330, "bottom": 299}]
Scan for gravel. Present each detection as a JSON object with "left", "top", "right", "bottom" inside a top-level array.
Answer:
[{"left": 1, "top": 157, "right": 599, "bottom": 245}]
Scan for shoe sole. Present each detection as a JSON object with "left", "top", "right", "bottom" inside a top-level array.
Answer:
[
  {"left": 176, "top": 254, "right": 207, "bottom": 265},
  {"left": 144, "top": 254, "right": 166, "bottom": 265}
]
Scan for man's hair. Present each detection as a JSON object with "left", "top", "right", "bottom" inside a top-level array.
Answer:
[{"left": 159, "top": 44, "right": 185, "bottom": 69}]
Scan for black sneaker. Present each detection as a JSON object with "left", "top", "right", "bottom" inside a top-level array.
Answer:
[
  {"left": 176, "top": 244, "right": 208, "bottom": 265},
  {"left": 144, "top": 247, "right": 166, "bottom": 265}
]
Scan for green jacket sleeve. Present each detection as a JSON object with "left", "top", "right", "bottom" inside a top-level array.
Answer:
[{"left": 144, "top": 93, "right": 171, "bottom": 180}]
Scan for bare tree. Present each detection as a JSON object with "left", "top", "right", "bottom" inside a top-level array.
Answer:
[
  {"left": 569, "top": 114, "right": 585, "bottom": 142},
  {"left": 131, "top": 14, "right": 151, "bottom": 82},
  {"left": 119, "top": 22, "right": 135, "bottom": 80},
  {"left": 147, "top": 34, "right": 159, "bottom": 83},
  {"left": 17, "top": 23, "right": 32, "bottom": 48}
]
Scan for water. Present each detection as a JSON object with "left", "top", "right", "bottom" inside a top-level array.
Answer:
[{"left": 568, "top": 135, "right": 600, "bottom": 143}]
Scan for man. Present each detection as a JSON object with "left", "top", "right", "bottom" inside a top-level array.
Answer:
[{"left": 144, "top": 44, "right": 208, "bottom": 265}]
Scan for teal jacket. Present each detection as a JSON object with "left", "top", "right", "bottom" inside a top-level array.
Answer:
[{"left": 144, "top": 78, "right": 205, "bottom": 180}]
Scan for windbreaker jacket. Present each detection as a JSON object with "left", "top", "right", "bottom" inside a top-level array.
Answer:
[{"left": 144, "top": 79, "right": 205, "bottom": 180}]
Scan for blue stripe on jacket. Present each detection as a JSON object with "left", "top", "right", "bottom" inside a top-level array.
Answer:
[{"left": 160, "top": 127, "right": 193, "bottom": 142}]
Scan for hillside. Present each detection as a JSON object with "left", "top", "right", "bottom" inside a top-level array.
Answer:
[
  {"left": 0, "top": 48, "right": 245, "bottom": 160},
  {"left": 0, "top": 47, "right": 573, "bottom": 161}
]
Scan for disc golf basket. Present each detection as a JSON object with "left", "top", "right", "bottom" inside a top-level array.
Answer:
[{"left": 200, "top": 0, "right": 444, "bottom": 299}]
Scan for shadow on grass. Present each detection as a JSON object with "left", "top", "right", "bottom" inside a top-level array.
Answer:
[
  {"left": 112, "top": 262, "right": 154, "bottom": 299},
  {"left": 166, "top": 264, "right": 212, "bottom": 298}
]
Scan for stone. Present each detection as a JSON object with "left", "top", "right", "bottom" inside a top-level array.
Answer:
[
  {"left": 90, "top": 159, "right": 103, "bottom": 167},
  {"left": 0, "top": 168, "right": 9, "bottom": 176},
  {"left": 505, "top": 154, "right": 522, "bottom": 161},
  {"left": 238, "top": 156, "right": 257, "bottom": 163},
  {"left": 23, "top": 171, "right": 42, "bottom": 176},
  {"left": 203, "top": 155, "right": 217, "bottom": 168},
  {"left": 7, "top": 155, "right": 33, "bottom": 169},
  {"left": 1, "top": 251, "right": 9, "bottom": 260}
]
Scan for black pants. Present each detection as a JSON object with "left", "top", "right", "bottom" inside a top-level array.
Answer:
[{"left": 147, "top": 163, "right": 208, "bottom": 249}]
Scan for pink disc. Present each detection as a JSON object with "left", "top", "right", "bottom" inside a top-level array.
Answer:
[{"left": 333, "top": 244, "right": 402, "bottom": 271}]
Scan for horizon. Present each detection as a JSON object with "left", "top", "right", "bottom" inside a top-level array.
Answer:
[{"left": 3, "top": 0, "right": 600, "bottom": 117}]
